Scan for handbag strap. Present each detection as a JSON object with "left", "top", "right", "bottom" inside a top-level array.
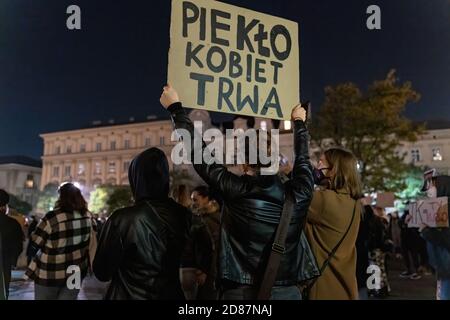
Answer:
[
  {"left": 305, "top": 199, "right": 358, "bottom": 291},
  {"left": 257, "top": 192, "right": 294, "bottom": 300}
]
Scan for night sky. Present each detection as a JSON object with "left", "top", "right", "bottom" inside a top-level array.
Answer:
[{"left": 1, "top": 0, "right": 449, "bottom": 159}]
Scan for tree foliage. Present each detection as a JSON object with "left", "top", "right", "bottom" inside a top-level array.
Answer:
[
  {"left": 36, "top": 183, "right": 59, "bottom": 213},
  {"left": 310, "top": 70, "right": 422, "bottom": 192},
  {"left": 89, "top": 185, "right": 133, "bottom": 215}
]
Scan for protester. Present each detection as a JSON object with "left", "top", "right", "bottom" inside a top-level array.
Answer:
[
  {"left": 0, "top": 189, "right": 24, "bottom": 299},
  {"left": 420, "top": 175, "right": 450, "bottom": 300},
  {"left": 171, "top": 184, "right": 191, "bottom": 208},
  {"left": 161, "top": 84, "right": 314, "bottom": 300},
  {"left": 26, "top": 183, "right": 92, "bottom": 300},
  {"left": 93, "top": 147, "right": 191, "bottom": 300},
  {"left": 356, "top": 198, "right": 371, "bottom": 300},
  {"left": 304, "top": 148, "right": 362, "bottom": 300},
  {"left": 399, "top": 211, "right": 422, "bottom": 280},
  {"left": 189, "top": 186, "right": 221, "bottom": 300},
  {"left": 26, "top": 215, "right": 39, "bottom": 265}
]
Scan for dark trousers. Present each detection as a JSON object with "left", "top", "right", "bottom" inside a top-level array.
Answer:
[
  {"left": 2, "top": 263, "right": 11, "bottom": 299},
  {"left": 221, "top": 285, "right": 301, "bottom": 300}
]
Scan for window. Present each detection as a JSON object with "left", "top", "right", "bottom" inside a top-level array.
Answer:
[
  {"left": 55, "top": 146, "right": 61, "bottom": 155},
  {"left": 432, "top": 148, "right": 443, "bottom": 161},
  {"left": 64, "top": 166, "right": 71, "bottom": 177},
  {"left": 108, "top": 161, "right": 116, "bottom": 173},
  {"left": 123, "top": 161, "right": 130, "bottom": 172},
  {"left": 145, "top": 137, "right": 151, "bottom": 147},
  {"left": 25, "top": 175, "right": 34, "bottom": 189},
  {"left": 95, "top": 162, "right": 101, "bottom": 175},
  {"left": 52, "top": 166, "right": 60, "bottom": 177},
  {"left": 284, "top": 120, "right": 291, "bottom": 131},
  {"left": 124, "top": 139, "right": 131, "bottom": 149},
  {"left": 160, "top": 137, "right": 165, "bottom": 146},
  {"left": 67, "top": 146, "right": 72, "bottom": 154},
  {"left": 96, "top": 143, "right": 102, "bottom": 152},
  {"left": 80, "top": 144, "right": 86, "bottom": 153},
  {"left": 110, "top": 141, "right": 116, "bottom": 150},
  {"left": 78, "top": 163, "right": 85, "bottom": 175},
  {"left": 411, "top": 149, "right": 421, "bottom": 163}
]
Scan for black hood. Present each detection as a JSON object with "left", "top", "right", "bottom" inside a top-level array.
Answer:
[
  {"left": 435, "top": 175, "right": 450, "bottom": 197},
  {"left": 128, "top": 147, "right": 170, "bottom": 202}
]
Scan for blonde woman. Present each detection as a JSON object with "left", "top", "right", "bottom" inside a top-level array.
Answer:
[{"left": 305, "top": 148, "right": 362, "bottom": 300}]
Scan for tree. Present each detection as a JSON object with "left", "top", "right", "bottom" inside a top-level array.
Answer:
[
  {"left": 106, "top": 186, "right": 133, "bottom": 214},
  {"left": 8, "top": 195, "right": 32, "bottom": 215},
  {"left": 311, "top": 70, "right": 422, "bottom": 193},
  {"left": 89, "top": 185, "right": 133, "bottom": 215},
  {"left": 36, "top": 183, "right": 59, "bottom": 213}
]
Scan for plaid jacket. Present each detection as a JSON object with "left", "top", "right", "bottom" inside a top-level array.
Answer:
[{"left": 26, "top": 210, "right": 92, "bottom": 287}]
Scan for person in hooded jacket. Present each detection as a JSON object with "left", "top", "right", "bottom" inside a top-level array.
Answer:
[
  {"left": 93, "top": 147, "right": 191, "bottom": 300},
  {"left": 420, "top": 175, "right": 450, "bottom": 300}
]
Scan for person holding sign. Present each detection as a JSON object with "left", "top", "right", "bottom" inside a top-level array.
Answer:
[
  {"left": 161, "top": 85, "right": 314, "bottom": 300},
  {"left": 420, "top": 175, "right": 450, "bottom": 300}
]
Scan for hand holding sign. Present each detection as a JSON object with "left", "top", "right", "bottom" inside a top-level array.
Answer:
[
  {"left": 160, "top": 84, "right": 180, "bottom": 109},
  {"left": 291, "top": 104, "right": 306, "bottom": 122}
]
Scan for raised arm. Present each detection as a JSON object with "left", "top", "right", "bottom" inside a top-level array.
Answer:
[
  {"left": 290, "top": 104, "right": 314, "bottom": 217},
  {"left": 160, "top": 85, "right": 246, "bottom": 199}
]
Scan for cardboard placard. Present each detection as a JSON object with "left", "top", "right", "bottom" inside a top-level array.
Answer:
[
  {"left": 168, "top": 0, "right": 300, "bottom": 120},
  {"left": 376, "top": 192, "right": 395, "bottom": 208},
  {"left": 408, "top": 197, "right": 449, "bottom": 228}
]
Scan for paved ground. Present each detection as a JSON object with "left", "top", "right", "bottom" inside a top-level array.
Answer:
[
  {"left": 8, "top": 256, "right": 436, "bottom": 300},
  {"left": 8, "top": 270, "right": 108, "bottom": 300}
]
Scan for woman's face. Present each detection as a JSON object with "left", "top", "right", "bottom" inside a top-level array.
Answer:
[{"left": 318, "top": 154, "right": 332, "bottom": 178}]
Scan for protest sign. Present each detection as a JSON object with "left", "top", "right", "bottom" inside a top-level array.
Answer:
[
  {"left": 376, "top": 192, "right": 395, "bottom": 208},
  {"left": 408, "top": 197, "right": 449, "bottom": 228},
  {"left": 168, "top": 0, "right": 300, "bottom": 120}
]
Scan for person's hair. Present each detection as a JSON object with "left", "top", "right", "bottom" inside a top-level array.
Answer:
[
  {"left": 54, "top": 183, "right": 88, "bottom": 215},
  {"left": 0, "top": 189, "right": 10, "bottom": 207},
  {"left": 243, "top": 129, "right": 273, "bottom": 169},
  {"left": 192, "top": 185, "right": 210, "bottom": 199},
  {"left": 324, "top": 148, "right": 363, "bottom": 200},
  {"left": 171, "top": 184, "right": 191, "bottom": 208}
]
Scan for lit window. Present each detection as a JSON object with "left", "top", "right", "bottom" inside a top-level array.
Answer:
[
  {"left": 67, "top": 146, "right": 72, "bottom": 154},
  {"left": 124, "top": 140, "right": 131, "bottom": 149},
  {"left": 80, "top": 144, "right": 86, "bottom": 153},
  {"left": 411, "top": 149, "right": 421, "bottom": 163},
  {"left": 110, "top": 141, "right": 116, "bottom": 150},
  {"left": 64, "top": 166, "right": 71, "bottom": 177},
  {"left": 95, "top": 162, "right": 101, "bottom": 175},
  {"left": 160, "top": 137, "right": 165, "bottom": 146},
  {"left": 78, "top": 163, "right": 85, "bottom": 175},
  {"left": 260, "top": 121, "right": 267, "bottom": 131},
  {"left": 25, "top": 175, "right": 34, "bottom": 189},
  {"left": 96, "top": 143, "right": 102, "bottom": 152},
  {"left": 108, "top": 162, "right": 116, "bottom": 173},
  {"left": 432, "top": 148, "right": 443, "bottom": 161},
  {"left": 145, "top": 137, "right": 151, "bottom": 147},
  {"left": 284, "top": 120, "right": 291, "bottom": 131},
  {"left": 53, "top": 166, "right": 60, "bottom": 177},
  {"left": 55, "top": 146, "right": 61, "bottom": 155}
]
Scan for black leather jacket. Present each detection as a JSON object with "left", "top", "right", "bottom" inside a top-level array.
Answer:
[
  {"left": 93, "top": 148, "right": 191, "bottom": 300},
  {"left": 168, "top": 102, "right": 314, "bottom": 287}
]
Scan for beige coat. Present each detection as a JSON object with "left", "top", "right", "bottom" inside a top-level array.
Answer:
[{"left": 305, "top": 189, "right": 361, "bottom": 300}]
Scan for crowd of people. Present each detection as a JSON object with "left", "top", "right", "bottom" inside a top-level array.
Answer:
[{"left": 1, "top": 85, "right": 449, "bottom": 300}]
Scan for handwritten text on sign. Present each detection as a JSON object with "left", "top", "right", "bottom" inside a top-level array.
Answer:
[
  {"left": 168, "top": 0, "right": 300, "bottom": 120},
  {"left": 408, "top": 197, "right": 449, "bottom": 228}
]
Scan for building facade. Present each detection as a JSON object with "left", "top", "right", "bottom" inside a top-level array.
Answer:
[
  {"left": 40, "top": 111, "right": 450, "bottom": 194},
  {"left": 0, "top": 156, "right": 42, "bottom": 207}
]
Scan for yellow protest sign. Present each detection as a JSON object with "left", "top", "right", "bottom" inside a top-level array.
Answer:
[{"left": 168, "top": 0, "right": 300, "bottom": 120}]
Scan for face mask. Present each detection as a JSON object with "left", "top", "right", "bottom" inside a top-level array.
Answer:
[
  {"left": 313, "top": 167, "right": 330, "bottom": 186},
  {"left": 426, "top": 186, "right": 437, "bottom": 198}
]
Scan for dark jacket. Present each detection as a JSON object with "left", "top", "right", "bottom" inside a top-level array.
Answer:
[
  {"left": 421, "top": 176, "right": 450, "bottom": 278},
  {"left": 93, "top": 148, "right": 191, "bottom": 300},
  {"left": 168, "top": 102, "right": 314, "bottom": 287},
  {"left": 0, "top": 214, "right": 23, "bottom": 268}
]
